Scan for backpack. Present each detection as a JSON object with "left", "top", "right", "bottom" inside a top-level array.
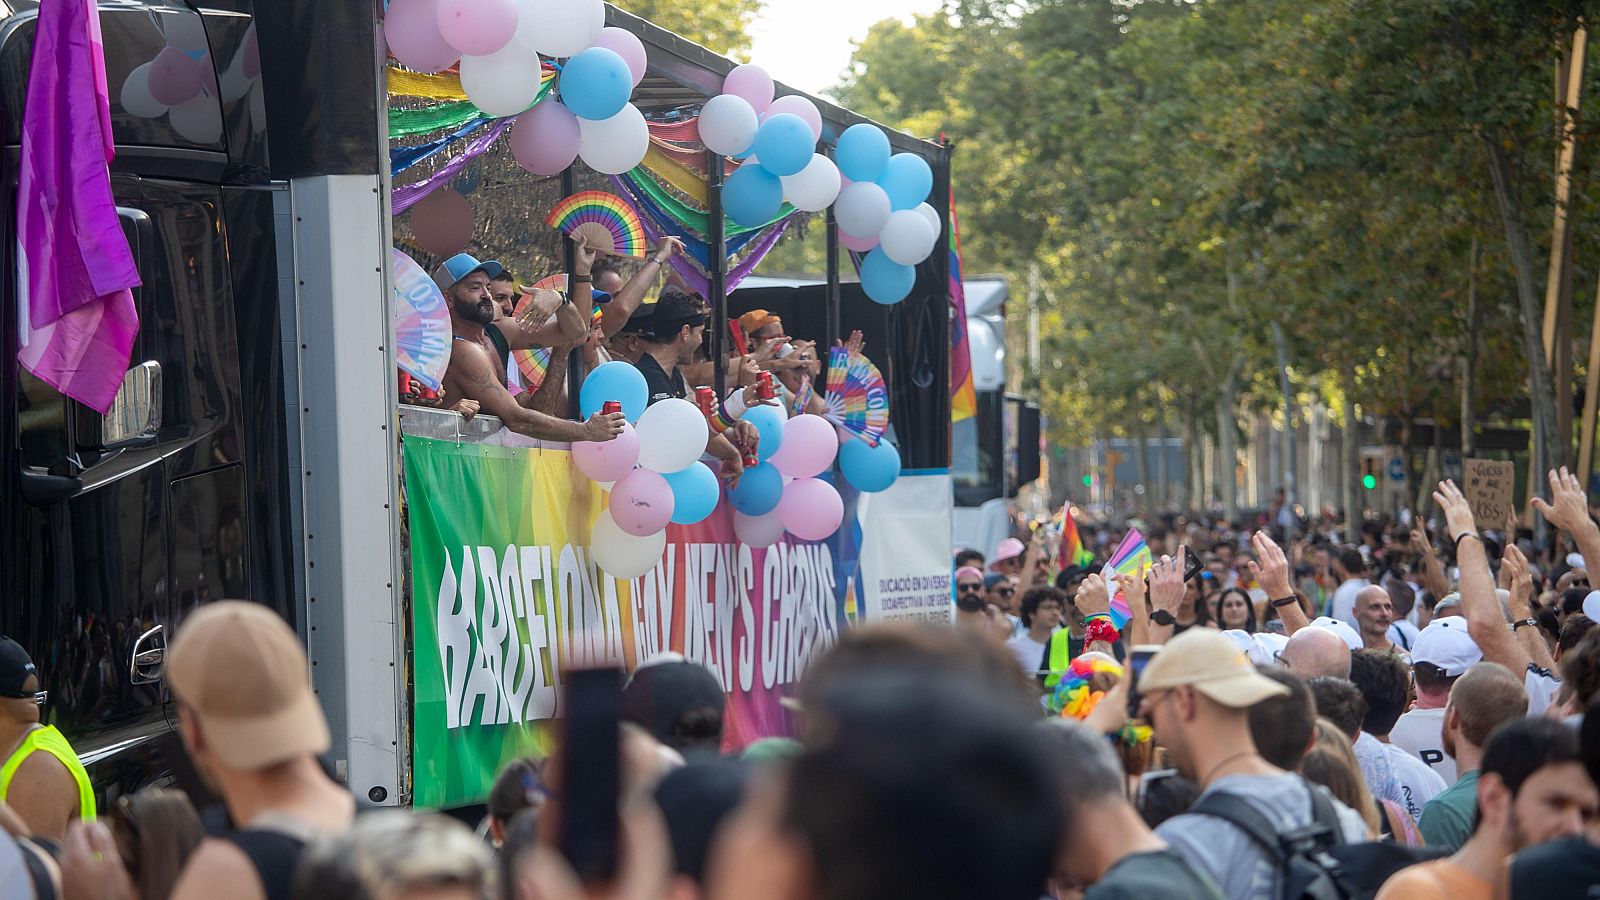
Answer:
[{"left": 1191, "top": 779, "right": 1446, "bottom": 900}]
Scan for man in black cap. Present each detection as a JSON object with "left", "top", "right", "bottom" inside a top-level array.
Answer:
[
  {"left": 620, "top": 655, "right": 725, "bottom": 761},
  {"left": 0, "top": 637, "right": 95, "bottom": 841}
]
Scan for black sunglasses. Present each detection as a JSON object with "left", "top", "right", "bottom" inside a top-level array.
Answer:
[
  {"left": 957, "top": 582, "right": 983, "bottom": 592},
  {"left": 996, "top": 587, "right": 1016, "bottom": 597}
]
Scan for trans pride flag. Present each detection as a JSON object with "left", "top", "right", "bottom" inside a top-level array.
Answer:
[
  {"left": 1104, "top": 530, "right": 1154, "bottom": 629},
  {"left": 17, "top": 0, "right": 141, "bottom": 413},
  {"left": 947, "top": 185, "right": 976, "bottom": 423}
]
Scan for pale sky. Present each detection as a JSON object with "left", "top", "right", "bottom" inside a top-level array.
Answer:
[{"left": 746, "top": 0, "right": 946, "bottom": 97}]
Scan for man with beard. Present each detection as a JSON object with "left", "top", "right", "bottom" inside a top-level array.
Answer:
[
  {"left": 1378, "top": 718, "right": 1596, "bottom": 899},
  {"left": 954, "top": 566, "right": 1010, "bottom": 642},
  {"left": 436, "top": 251, "right": 623, "bottom": 443}
]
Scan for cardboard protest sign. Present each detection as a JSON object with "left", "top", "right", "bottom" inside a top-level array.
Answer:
[{"left": 1462, "top": 458, "right": 1515, "bottom": 528}]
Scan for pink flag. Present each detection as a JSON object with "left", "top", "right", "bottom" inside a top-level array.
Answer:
[{"left": 17, "top": 0, "right": 142, "bottom": 414}]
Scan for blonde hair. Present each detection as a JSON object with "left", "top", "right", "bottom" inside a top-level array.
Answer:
[
  {"left": 1299, "top": 718, "right": 1379, "bottom": 834},
  {"left": 290, "top": 811, "right": 491, "bottom": 900}
]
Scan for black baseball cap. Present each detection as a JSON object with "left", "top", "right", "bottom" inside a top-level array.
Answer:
[
  {"left": 0, "top": 637, "right": 38, "bottom": 698},
  {"left": 620, "top": 658, "right": 725, "bottom": 752}
]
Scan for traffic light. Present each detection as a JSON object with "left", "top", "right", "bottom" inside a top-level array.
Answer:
[
  {"left": 1362, "top": 456, "right": 1378, "bottom": 490},
  {"left": 1362, "top": 474, "right": 1377, "bottom": 490},
  {"left": 1082, "top": 474, "right": 1093, "bottom": 487}
]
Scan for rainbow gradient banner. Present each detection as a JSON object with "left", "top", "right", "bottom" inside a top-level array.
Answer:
[
  {"left": 404, "top": 435, "right": 855, "bottom": 807},
  {"left": 948, "top": 186, "right": 977, "bottom": 423}
]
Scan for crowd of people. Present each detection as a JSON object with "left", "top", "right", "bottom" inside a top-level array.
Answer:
[
  {"left": 399, "top": 242, "right": 846, "bottom": 486},
  {"left": 6, "top": 468, "right": 1600, "bottom": 900}
]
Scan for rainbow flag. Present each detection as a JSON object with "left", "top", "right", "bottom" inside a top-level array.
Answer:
[
  {"left": 1104, "top": 529, "right": 1153, "bottom": 629},
  {"left": 1058, "top": 513, "right": 1094, "bottom": 572},
  {"left": 947, "top": 185, "right": 977, "bottom": 423}
]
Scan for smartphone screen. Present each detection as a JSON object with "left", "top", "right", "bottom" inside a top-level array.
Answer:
[
  {"left": 1181, "top": 550, "right": 1204, "bottom": 584},
  {"left": 1126, "top": 646, "right": 1160, "bottom": 719},
  {"left": 561, "top": 667, "right": 621, "bottom": 882}
]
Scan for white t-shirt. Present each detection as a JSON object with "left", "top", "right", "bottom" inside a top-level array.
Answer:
[
  {"left": 1526, "top": 664, "right": 1561, "bottom": 718},
  {"left": 1385, "top": 742, "right": 1448, "bottom": 820},
  {"left": 1329, "top": 577, "right": 1370, "bottom": 623},
  {"left": 1391, "top": 706, "right": 1454, "bottom": 782},
  {"left": 1388, "top": 619, "right": 1420, "bottom": 651},
  {"left": 1006, "top": 631, "right": 1052, "bottom": 676}
]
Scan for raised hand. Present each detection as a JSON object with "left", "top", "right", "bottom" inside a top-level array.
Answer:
[
  {"left": 1432, "top": 479, "right": 1478, "bottom": 541},
  {"left": 1248, "top": 531, "right": 1293, "bottom": 599},
  {"left": 1149, "top": 548, "right": 1187, "bottom": 613},
  {"left": 574, "top": 242, "right": 599, "bottom": 275},
  {"left": 1532, "top": 467, "right": 1594, "bottom": 536},
  {"left": 1076, "top": 572, "right": 1112, "bottom": 619},
  {"left": 651, "top": 236, "right": 685, "bottom": 264}
]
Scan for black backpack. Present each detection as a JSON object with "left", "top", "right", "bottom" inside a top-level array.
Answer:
[{"left": 1191, "top": 780, "right": 1446, "bottom": 900}]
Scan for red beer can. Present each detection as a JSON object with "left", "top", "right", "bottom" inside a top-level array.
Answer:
[
  {"left": 742, "top": 450, "right": 759, "bottom": 469},
  {"left": 601, "top": 400, "right": 622, "bottom": 415},
  {"left": 695, "top": 386, "right": 718, "bottom": 418},
  {"left": 757, "top": 371, "right": 776, "bottom": 401}
]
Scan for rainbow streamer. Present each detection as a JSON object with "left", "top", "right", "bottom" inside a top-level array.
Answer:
[
  {"left": 1103, "top": 529, "right": 1153, "bottom": 629},
  {"left": 545, "top": 191, "right": 648, "bottom": 259},
  {"left": 1059, "top": 513, "right": 1094, "bottom": 571}
]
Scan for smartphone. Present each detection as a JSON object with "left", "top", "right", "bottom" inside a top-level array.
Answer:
[
  {"left": 1126, "top": 645, "right": 1161, "bottom": 719},
  {"left": 561, "top": 667, "right": 621, "bottom": 882},
  {"left": 1181, "top": 550, "right": 1204, "bottom": 584}
]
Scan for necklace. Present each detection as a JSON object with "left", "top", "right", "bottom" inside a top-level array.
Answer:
[{"left": 1200, "top": 750, "right": 1261, "bottom": 786}]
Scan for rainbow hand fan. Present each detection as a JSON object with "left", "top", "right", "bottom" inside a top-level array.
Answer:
[
  {"left": 822, "top": 346, "right": 889, "bottom": 445},
  {"left": 1102, "top": 529, "right": 1154, "bottom": 629},
  {"left": 511, "top": 274, "right": 607, "bottom": 391},
  {"left": 544, "top": 191, "right": 647, "bottom": 258},
  {"left": 392, "top": 248, "right": 451, "bottom": 390}
]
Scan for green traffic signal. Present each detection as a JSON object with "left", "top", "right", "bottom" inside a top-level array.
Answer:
[
  {"left": 1362, "top": 474, "right": 1377, "bottom": 490},
  {"left": 1082, "top": 474, "right": 1093, "bottom": 487}
]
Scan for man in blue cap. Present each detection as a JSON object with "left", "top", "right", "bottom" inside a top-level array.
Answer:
[{"left": 437, "top": 248, "right": 624, "bottom": 442}]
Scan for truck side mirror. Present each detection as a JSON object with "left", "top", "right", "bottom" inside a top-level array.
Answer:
[{"left": 91, "top": 361, "right": 162, "bottom": 449}]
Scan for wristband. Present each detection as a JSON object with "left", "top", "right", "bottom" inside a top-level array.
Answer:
[
  {"left": 1083, "top": 614, "right": 1120, "bottom": 645},
  {"left": 573, "top": 276, "right": 592, "bottom": 283},
  {"left": 709, "top": 408, "right": 738, "bottom": 434},
  {"left": 722, "top": 388, "right": 748, "bottom": 420},
  {"left": 1513, "top": 617, "right": 1539, "bottom": 631},
  {"left": 1271, "top": 595, "right": 1300, "bottom": 609},
  {"left": 1454, "top": 532, "right": 1480, "bottom": 551}
]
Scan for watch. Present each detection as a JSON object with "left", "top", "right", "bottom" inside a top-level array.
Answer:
[{"left": 1150, "top": 609, "right": 1176, "bottom": 627}]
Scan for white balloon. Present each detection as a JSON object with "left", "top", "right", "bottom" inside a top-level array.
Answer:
[
  {"left": 578, "top": 103, "right": 648, "bottom": 175},
  {"left": 913, "top": 202, "right": 942, "bottom": 238},
  {"left": 834, "top": 182, "right": 891, "bottom": 238},
  {"left": 591, "top": 509, "right": 667, "bottom": 579},
  {"left": 516, "top": 0, "right": 603, "bottom": 58},
  {"left": 734, "top": 510, "right": 787, "bottom": 548},
  {"left": 697, "top": 94, "right": 758, "bottom": 158},
  {"left": 780, "top": 154, "right": 841, "bottom": 213},
  {"left": 168, "top": 94, "right": 222, "bottom": 144},
  {"left": 633, "top": 398, "right": 708, "bottom": 473},
  {"left": 878, "top": 209, "right": 938, "bottom": 266},
  {"left": 119, "top": 63, "right": 168, "bottom": 119},
  {"left": 459, "top": 40, "right": 542, "bottom": 117}
]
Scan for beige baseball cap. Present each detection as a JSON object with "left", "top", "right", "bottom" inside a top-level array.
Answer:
[
  {"left": 167, "top": 601, "right": 329, "bottom": 770},
  {"left": 1138, "top": 628, "right": 1290, "bottom": 709}
]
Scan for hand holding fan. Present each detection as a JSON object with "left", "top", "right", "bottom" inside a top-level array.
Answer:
[
  {"left": 511, "top": 274, "right": 607, "bottom": 391},
  {"left": 822, "top": 346, "right": 889, "bottom": 445},
  {"left": 544, "top": 191, "right": 647, "bottom": 258},
  {"left": 1102, "top": 529, "right": 1154, "bottom": 629}
]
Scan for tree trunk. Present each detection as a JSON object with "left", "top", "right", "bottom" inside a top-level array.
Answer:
[
  {"left": 1272, "top": 320, "right": 1297, "bottom": 509},
  {"left": 1342, "top": 370, "right": 1361, "bottom": 543},
  {"left": 1135, "top": 423, "right": 1151, "bottom": 513},
  {"left": 1157, "top": 418, "right": 1170, "bottom": 511},
  {"left": 1480, "top": 130, "right": 1558, "bottom": 512},
  {"left": 1219, "top": 378, "right": 1239, "bottom": 525},
  {"left": 1462, "top": 237, "right": 1480, "bottom": 458}
]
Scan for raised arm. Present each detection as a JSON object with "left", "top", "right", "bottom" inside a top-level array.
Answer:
[
  {"left": 1121, "top": 558, "right": 1150, "bottom": 648},
  {"left": 1250, "top": 531, "right": 1309, "bottom": 635},
  {"left": 1073, "top": 573, "right": 1118, "bottom": 656},
  {"left": 1502, "top": 543, "right": 1556, "bottom": 671},
  {"left": 448, "top": 342, "right": 623, "bottom": 443},
  {"left": 1146, "top": 547, "right": 1187, "bottom": 645},
  {"left": 1533, "top": 466, "right": 1600, "bottom": 593},
  {"left": 601, "top": 238, "right": 684, "bottom": 338},
  {"left": 502, "top": 288, "right": 586, "bottom": 351},
  {"left": 1410, "top": 525, "right": 1452, "bottom": 602},
  {"left": 1435, "top": 479, "right": 1530, "bottom": 675}
]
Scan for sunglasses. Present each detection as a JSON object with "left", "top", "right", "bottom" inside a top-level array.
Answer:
[
  {"left": 957, "top": 583, "right": 983, "bottom": 592},
  {"left": 995, "top": 587, "right": 1016, "bottom": 597}
]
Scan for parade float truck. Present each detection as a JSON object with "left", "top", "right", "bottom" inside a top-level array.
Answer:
[{"left": 1, "top": 0, "right": 958, "bottom": 811}]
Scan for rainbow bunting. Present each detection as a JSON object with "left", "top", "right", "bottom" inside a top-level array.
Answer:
[
  {"left": 1104, "top": 529, "right": 1153, "bottom": 629},
  {"left": 1058, "top": 513, "right": 1094, "bottom": 572}
]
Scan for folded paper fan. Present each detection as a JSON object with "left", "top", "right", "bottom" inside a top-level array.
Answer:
[
  {"left": 392, "top": 248, "right": 451, "bottom": 391},
  {"left": 511, "top": 274, "right": 606, "bottom": 391},
  {"left": 1103, "top": 529, "right": 1154, "bottom": 629},
  {"left": 544, "top": 191, "right": 647, "bottom": 258},
  {"left": 822, "top": 346, "right": 889, "bottom": 446}
]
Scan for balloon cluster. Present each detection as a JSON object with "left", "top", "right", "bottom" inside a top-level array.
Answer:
[
  {"left": 728, "top": 407, "right": 846, "bottom": 549},
  {"left": 699, "top": 64, "right": 842, "bottom": 227},
  {"left": 569, "top": 363, "right": 717, "bottom": 578},
  {"left": 833, "top": 124, "right": 940, "bottom": 305},
  {"left": 385, "top": 0, "right": 651, "bottom": 176},
  {"left": 120, "top": 19, "right": 263, "bottom": 143}
]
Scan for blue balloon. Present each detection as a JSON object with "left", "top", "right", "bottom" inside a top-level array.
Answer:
[
  {"left": 840, "top": 438, "right": 901, "bottom": 492},
  {"left": 579, "top": 360, "right": 648, "bottom": 422},
  {"left": 664, "top": 462, "right": 720, "bottom": 525},
  {"left": 722, "top": 164, "right": 784, "bottom": 227},
  {"left": 742, "top": 404, "right": 786, "bottom": 462},
  {"left": 559, "top": 47, "right": 632, "bottom": 121},
  {"left": 730, "top": 462, "right": 783, "bottom": 516},
  {"left": 835, "top": 123, "right": 891, "bottom": 183},
  {"left": 877, "top": 153, "right": 934, "bottom": 211},
  {"left": 750, "top": 113, "right": 814, "bottom": 177},
  {"left": 859, "top": 247, "right": 915, "bottom": 305}
]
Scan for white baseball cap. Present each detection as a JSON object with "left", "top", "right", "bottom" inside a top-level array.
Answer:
[
  {"left": 1310, "top": 616, "right": 1363, "bottom": 651},
  {"left": 1221, "top": 629, "right": 1289, "bottom": 668},
  {"left": 1412, "top": 617, "right": 1482, "bottom": 677}
]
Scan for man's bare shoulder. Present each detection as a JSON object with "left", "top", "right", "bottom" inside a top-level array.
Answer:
[{"left": 169, "top": 837, "right": 266, "bottom": 900}]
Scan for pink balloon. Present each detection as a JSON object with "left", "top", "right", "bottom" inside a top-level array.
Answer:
[
  {"left": 722, "top": 63, "right": 774, "bottom": 115},
  {"left": 765, "top": 95, "right": 821, "bottom": 141},
  {"left": 385, "top": 0, "right": 461, "bottom": 74},
  {"left": 408, "top": 189, "right": 474, "bottom": 257},
  {"left": 511, "top": 100, "right": 581, "bottom": 175},
  {"left": 436, "top": 0, "right": 518, "bottom": 56},
  {"left": 610, "top": 469, "right": 674, "bottom": 536},
  {"left": 573, "top": 423, "right": 640, "bottom": 482},
  {"left": 767, "top": 414, "right": 838, "bottom": 479},
  {"left": 148, "top": 46, "right": 203, "bottom": 106},
  {"left": 839, "top": 229, "right": 879, "bottom": 253},
  {"left": 777, "top": 478, "right": 844, "bottom": 541},
  {"left": 592, "top": 27, "right": 647, "bottom": 86}
]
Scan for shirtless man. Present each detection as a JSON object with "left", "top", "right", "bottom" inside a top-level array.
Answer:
[{"left": 436, "top": 251, "right": 623, "bottom": 442}]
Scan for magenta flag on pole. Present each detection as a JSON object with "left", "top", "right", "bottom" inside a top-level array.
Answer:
[{"left": 17, "top": 0, "right": 142, "bottom": 414}]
